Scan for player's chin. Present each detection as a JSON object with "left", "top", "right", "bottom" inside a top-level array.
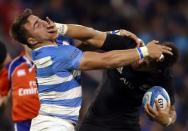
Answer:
[{"left": 48, "top": 33, "right": 58, "bottom": 40}]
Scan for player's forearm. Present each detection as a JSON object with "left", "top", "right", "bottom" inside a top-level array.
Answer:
[
  {"left": 80, "top": 48, "right": 144, "bottom": 70},
  {"left": 55, "top": 23, "right": 106, "bottom": 48},
  {"left": 101, "top": 49, "right": 141, "bottom": 68}
]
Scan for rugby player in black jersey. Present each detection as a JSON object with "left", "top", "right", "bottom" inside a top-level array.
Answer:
[
  {"left": 77, "top": 33, "right": 178, "bottom": 131},
  {"left": 48, "top": 22, "right": 176, "bottom": 130}
]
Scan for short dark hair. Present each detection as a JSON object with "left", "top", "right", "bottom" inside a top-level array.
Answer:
[
  {"left": 0, "top": 41, "right": 7, "bottom": 65},
  {"left": 150, "top": 42, "right": 179, "bottom": 69},
  {"left": 10, "top": 9, "right": 33, "bottom": 46}
]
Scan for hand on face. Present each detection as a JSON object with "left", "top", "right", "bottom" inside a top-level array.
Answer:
[
  {"left": 144, "top": 100, "right": 171, "bottom": 126},
  {"left": 26, "top": 15, "right": 59, "bottom": 43},
  {"left": 146, "top": 40, "right": 173, "bottom": 59},
  {"left": 46, "top": 17, "right": 58, "bottom": 40}
]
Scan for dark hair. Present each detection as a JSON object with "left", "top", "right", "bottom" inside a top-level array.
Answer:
[
  {"left": 0, "top": 41, "right": 7, "bottom": 65},
  {"left": 10, "top": 9, "right": 33, "bottom": 46},
  {"left": 151, "top": 42, "right": 179, "bottom": 69}
]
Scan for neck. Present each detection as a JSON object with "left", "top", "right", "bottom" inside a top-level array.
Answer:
[
  {"left": 24, "top": 49, "right": 32, "bottom": 61},
  {"left": 4, "top": 54, "right": 12, "bottom": 64},
  {"left": 31, "top": 40, "right": 56, "bottom": 50}
]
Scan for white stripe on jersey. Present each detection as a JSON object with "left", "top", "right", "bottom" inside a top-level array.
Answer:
[
  {"left": 37, "top": 74, "right": 73, "bottom": 85},
  {"left": 39, "top": 86, "right": 82, "bottom": 100},
  {"left": 14, "top": 124, "right": 18, "bottom": 131},
  {"left": 33, "top": 56, "right": 53, "bottom": 69},
  {"left": 30, "top": 114, "right": 75, "bottom": 131},
  {"left": 40, "top": 104, "right": 80, "bottom": 116}
]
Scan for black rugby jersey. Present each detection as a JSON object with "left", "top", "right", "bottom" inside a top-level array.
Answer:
[
  {"left": 79, "top": 34, "right": 175, "bottom": 131},
  {"left": 79, "top": 67, "right": 175, "bottom": 131}
]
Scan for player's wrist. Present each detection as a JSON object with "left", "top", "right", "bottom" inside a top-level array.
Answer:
[
  {"left": 55, "top": 23, "right": 68, "bottom": 35},
  {"left": 136, "top": 46, "right": 149, "bottom": 59},
  {"left": 109, "top": 30, "right": 121, "bottom": 35}
]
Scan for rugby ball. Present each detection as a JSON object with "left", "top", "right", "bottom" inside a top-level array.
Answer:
[{"left": 142, "top": 86, "right": 170, "bottom": 111}]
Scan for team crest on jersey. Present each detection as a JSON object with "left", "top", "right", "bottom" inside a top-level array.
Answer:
[
  {"left": 17, "top": 69, "right": 26, "bottom": 77},
  {"left": 72, "top": 70, "right": 81, "bottom": 77},
  {"left": 120, "top": 77, "right": 135, "bottom": 89},
  {"left": 116, "top": 67, "right": 123, "bottom": 74}
]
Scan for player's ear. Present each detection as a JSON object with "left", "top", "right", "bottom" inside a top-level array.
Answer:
[{"left": 28, "top": 37, "right": 37, "bottom": 45}]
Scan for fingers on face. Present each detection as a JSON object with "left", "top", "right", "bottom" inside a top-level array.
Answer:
[
  {"left": 161, "top": 49, "right": 173, "bottom": 55},
  {"left": 46, "top": 17, "right": 55, "bottom": 29},
  {"left": 151, "top": 40, "right": 159, "bottom": 44},
  {"left": 162, "top": 46, "right": 172, "bottom": 51},
  {"left": 47, "top": 25, "right": 56, "bottom": 30},
  {"left": 47, "top": 28, "right": 57, "bottom": 33},
  {"left": 46, "top": 18, "right": 56, "bottom": 33},
  {"left": 161, "top": 46, "right": 173, "bottom": 55},
  {"left": 46, "top": 17, "right": 53, "bottom": 23}
]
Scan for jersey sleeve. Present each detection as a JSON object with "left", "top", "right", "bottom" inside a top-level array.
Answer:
[
  {"left": 52, "top": 45, "right": 83, "bottom": 72},
  {"left": 0, "top": 67, "right": 10, "bottom": 96},
  {"left": 101, "top": 34, "right": 137, "bottom": 51}
]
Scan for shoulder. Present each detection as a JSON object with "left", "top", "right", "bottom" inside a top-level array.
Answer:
[
  {"left": 52, "top": 45, "right": 83, "bottom": 60},
  {"left": 8, "top": 56, "right": 26, "bottom": 79}
]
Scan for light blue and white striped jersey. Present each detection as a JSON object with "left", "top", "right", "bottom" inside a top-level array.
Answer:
[{"left": 31, "top": 36, "right": 83, "bottom": 123}]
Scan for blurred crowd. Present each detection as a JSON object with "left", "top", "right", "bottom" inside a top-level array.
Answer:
[{"left": 0, "top": 0, "right": 188, "bottom": 131}]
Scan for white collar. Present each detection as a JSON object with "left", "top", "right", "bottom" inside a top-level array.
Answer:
[{"left": 33, "top": 45, "right": 58, "bottom": 51}]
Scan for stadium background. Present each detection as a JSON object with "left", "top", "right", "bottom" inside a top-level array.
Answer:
[{"left": 0, "top": 0, "right": 188, "bottom": 131}]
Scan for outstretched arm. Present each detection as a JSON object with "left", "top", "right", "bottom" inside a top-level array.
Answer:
[
  {"left": 79, "top": 41, "right": 172, "bottom": 70},
  {"left": 46, "top": 18, "right": 141, "bottom": 49},
  {"left": 55, "top": 23, "right": 107, "bottom": 48}
]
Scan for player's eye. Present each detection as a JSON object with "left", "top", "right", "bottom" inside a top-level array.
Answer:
[
  {"left": 35, "top": 23, "right": 39, "bottom": 28},
  {"left": 34, "top": 20, "right": 40, "bottom": 29}
]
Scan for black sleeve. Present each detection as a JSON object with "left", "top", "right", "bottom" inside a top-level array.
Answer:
[{"left": 100, "top": 34, "right": 137, "bottom": 51}]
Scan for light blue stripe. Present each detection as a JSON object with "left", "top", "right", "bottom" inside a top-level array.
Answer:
[
  {"left": 37, "top": 66, "right": 53, "bottom": 76},
  {"left": 32, "top": 46, "right": 57, "bottom": 61},
  {"left": 37, "top": 67, "right": 72, "bottom": 78},
  {"left": 37, "top": 66, "right": 54, "bottom": 77},
  {"left": 38, "top": 79, "right": 80, "bottom": 93},
  {"left": 41, "top": 97, "right": 82, "bottom": 107}
]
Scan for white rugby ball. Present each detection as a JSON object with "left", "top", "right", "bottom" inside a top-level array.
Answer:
[{"left": 142, "top": 86, "right": 170, "bottom": 111}]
